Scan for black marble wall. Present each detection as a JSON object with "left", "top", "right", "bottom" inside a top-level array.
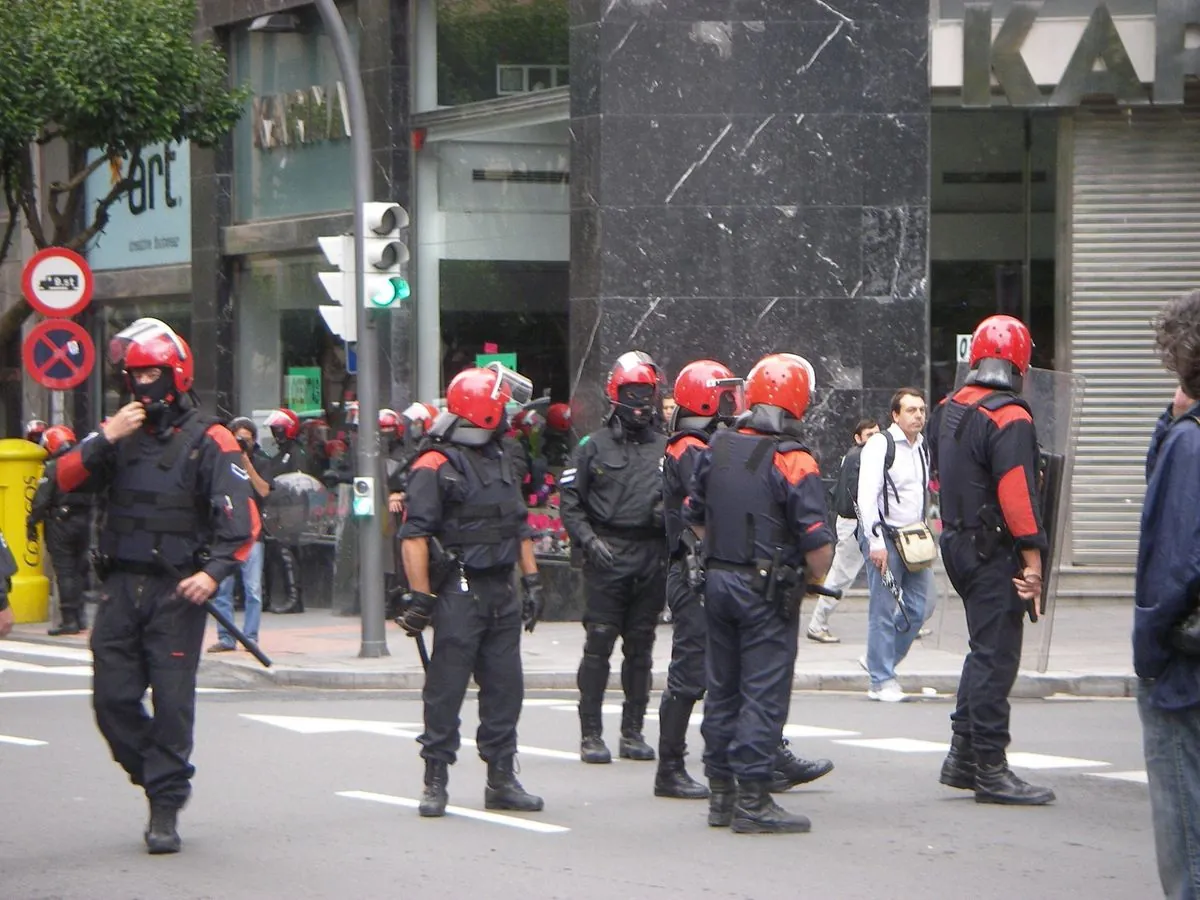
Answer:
[{"left": 568, "top": 0, "right": 930, "bottom": 465}]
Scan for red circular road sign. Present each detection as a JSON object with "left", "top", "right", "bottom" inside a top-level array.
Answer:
[
  {"left": 22, "top": 247, "right": 94, "bottom": 318},
  {"left": 22, "top": 319, "right": 96, "bottom": 390}
]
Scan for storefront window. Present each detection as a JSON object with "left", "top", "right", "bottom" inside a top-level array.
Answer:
[
  {"left": 929, "top": 110, "right": 1058, "bottom": 403},
  {"left": 437, "top": 0, "right": 568, "bottom": 106},
  {"left": 935, "top": 0, "right": 1154, "bottom": 16},
  {"left": 101, "top": 300, "right": 192, "bottom": 416},
  {"left": 233, "top": 255, "right": 351, "bottom": 426},
  {"left": 231, "top": 5, "right": 357, "bottom": 222}
]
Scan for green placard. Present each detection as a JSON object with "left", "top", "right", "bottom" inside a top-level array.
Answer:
[
  {"left": 475, "top": 352, "right": 517, "bottom": 370},
  {"left": 284, "top": 367, "right": 323, "bottom": 416}
]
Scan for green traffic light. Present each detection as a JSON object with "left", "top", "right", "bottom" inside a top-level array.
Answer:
[{"left": 369, "top": 277, "right": 410, "bottom": 307}]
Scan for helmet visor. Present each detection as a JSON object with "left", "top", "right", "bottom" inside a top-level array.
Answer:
[
  {"left": 709, "top": 376, "right": 746, "bottom": 417},
  {"left": 486, "top": 362, "right": 534, "bottom": 406},
  {"left": 109, "top": 318, "right": 187, "bottom": 367}
]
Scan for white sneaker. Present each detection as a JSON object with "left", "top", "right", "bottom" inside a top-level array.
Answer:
[{"left": 867, "top": 680, "right": 907, "bottom": 703}]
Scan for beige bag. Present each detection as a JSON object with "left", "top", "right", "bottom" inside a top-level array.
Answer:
[{"left": 890, "top": 522, "right": 937, "bottom": 572}]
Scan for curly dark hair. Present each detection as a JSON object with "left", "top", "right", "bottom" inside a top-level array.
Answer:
[{"left": 1154, "top": 290, "right": 1200, "bottom": 399}]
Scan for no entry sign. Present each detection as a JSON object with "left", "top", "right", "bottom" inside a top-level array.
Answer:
[
  {"left": 22, "top": 247, "right": 94, "bottom": 318},
  {"left": 23, "top": 319, "right": 96, "bottom": 390}
]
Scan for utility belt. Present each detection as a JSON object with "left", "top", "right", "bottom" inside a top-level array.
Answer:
[
  {"left": 707, "top": 554, "right": 804, "bottom": 622},
  {"left": 94, "top": 551, "right": 204, "bottom": 580},
  {"left": 944, "top": 503, "right": 1010, "bottom": 561},
  {"left": 592, "top": 522, "right": 662, "bottom": 542}
]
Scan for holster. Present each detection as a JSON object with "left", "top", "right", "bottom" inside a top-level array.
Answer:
[
  {"left": 428, "top": 537, "right": 460, "bottom": 592},
  {"left": 679, "top": 528, "right": 705, "bottom": 592},
  {"left": 751, "top": 550, "right": 803, "bottom": 622},
  {"left": 973, "top": 505, "right": 1007, "bottom": 561}
]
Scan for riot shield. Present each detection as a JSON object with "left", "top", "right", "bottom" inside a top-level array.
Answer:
[{"left": 933, "top": 365, "right": 1085, "bottom": 673}]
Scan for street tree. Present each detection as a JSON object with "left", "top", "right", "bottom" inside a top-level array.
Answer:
[{"left": 0, "top": 0, "right": 247, "bottom": 353}]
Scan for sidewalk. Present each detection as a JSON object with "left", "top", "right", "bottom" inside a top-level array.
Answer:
[{"left": 9, "top": 595, "right": 1137, "bottom": 698}]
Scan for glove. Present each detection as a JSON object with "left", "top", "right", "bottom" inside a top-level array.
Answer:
[
  {"left": 397, "top": 591, "right": 437, "bottom": 636},
  {"left": 585, "top": 536, "right": 615, "bottom": 569},
  {"left": 520, "top": 572, "right": 545, "bottom": 634}
]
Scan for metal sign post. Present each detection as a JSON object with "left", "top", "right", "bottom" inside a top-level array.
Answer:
[{"left": 313, "top": 0, "right": 388, "bottom": 658}]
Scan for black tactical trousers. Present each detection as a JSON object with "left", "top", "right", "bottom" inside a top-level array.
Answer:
[
  {"left": 701, "top": 569, "right": 799, "bottom": 782},
  {"left": 90, "top": 571, "right": 208, "bottom": 809},
  {"left": 942, "top": 531, "right": 1026, "bottom": 758},
  {"left": 419, "top": 570, "right": 524, "bottom": 765},
  {"left": 665, "top": 560, "right": 706, "bottom": 701},
  {"left": 577, "top": 537, "right": 667, "bottom": 719},
  {"left": 46, "top": 513, "right": 92, "bottom": 620}
]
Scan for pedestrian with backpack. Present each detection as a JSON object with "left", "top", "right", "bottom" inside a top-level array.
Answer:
[{"left": 806, "top": 418, "right": 879, "bottom": 643}]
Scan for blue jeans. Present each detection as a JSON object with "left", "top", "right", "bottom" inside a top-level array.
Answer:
[
  {"left": 211, "top": 540, "right": 264, "bottom": 647},
  {"left": 858, "top": 529, "right": 932, "bottom": 689},
  {"left": 1139, "top": 679, "right": 1200, "bottom": 899}
]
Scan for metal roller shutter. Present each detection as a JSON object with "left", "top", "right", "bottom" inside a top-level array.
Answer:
[{"left": 1069, "top": 106, "right": 1200, "bottom": 565}]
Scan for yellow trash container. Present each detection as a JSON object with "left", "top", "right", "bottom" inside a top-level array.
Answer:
[{"left": 0, "top": 438, "right": 49, "bottom": 623}]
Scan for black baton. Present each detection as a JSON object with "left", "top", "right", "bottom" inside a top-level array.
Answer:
[
  {"left": 414, "top": 633, "right": 430, "bottom": 671},
  {"left": 153, "top": 552, "right": 272, "bottom": 668},
  {"left": 806, "top": 583, "right": 843, "bottom": 600}
]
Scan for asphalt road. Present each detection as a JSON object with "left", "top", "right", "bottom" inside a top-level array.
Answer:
[{"left": 0, "top": 647, "right": 1158, "bottom": 900}]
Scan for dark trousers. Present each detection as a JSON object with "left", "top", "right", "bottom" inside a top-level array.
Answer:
[
  {"left": 665, "top": 561, "right": 706, "bottom": 701},
  {"left": 942, "top": 532, "right": 1026, "bottom": 758},
  {"left": 89, "top": 572, "right": 207, "bottom": 808},
  {"left": 701, "top": 569, "right": 799, "bottom": 782},
  {"left": 46, "top": 513, "right": 92, "bottom": 620},
  {"left": 419, "top": 570, "right": 524, "bottom": 765},
  {"left": 577, "top": 537, "right": 667, "bottom": 720}
]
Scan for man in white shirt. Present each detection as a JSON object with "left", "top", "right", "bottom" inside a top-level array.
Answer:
[{"left": 856, "top": 388, "right": 934, "bottom": 702}]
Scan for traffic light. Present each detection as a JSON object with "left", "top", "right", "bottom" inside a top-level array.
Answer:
[
  {"left": 362, "top": 202, "right": 410, "bottom": 308},
  {"left": 316, "top": 233, "right": 356, "bottom": 342}
]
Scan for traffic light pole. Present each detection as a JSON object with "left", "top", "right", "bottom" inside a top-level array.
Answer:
[{"left": 314, "top": 0, "right": 388, "bottom": 658}]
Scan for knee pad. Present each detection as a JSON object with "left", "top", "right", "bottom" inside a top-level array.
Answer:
[
  {"left": 622, "top": 630, "right": 656, "bottom": 664},
  {"left": 583, "top": 623, "right": 620, "bottom": 659}
]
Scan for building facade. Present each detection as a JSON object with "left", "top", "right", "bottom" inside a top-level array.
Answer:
[{"left": 20, "top": 0, "right": 1193, "bottom": 578}]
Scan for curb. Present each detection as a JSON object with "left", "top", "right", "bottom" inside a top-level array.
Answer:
[{"left": 196, "top": 660, "right": 1138, "bottom": 698}]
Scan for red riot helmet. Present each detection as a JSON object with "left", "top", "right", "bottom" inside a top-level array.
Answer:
[
  {"left": 400, "top": 402, "right": 438, "bottom": 441},
  {"left": 546, "top": 402, "right": 572, "bottom": 433},
  {"left": 605, "top": 350, "right": 663, "bottom": 404},
  {"left": 24, "top": 418, "right": 48, "bottom": 443},
  {"left": 378, "top": 408, "right": 402, "bottom": 435},
  {"left": 446, "top": 363, "right": 534, "bottom": 430},
  {"left": 512, "top": 408, "right": 545, "bottom": 438},
  {"left": 744, "top": 353, "right": 816, "bottom": 421},
  {"left": 265, "top": 408, "right": 301, "bottom": 442},
  {"left": 672, "top": 360, "right": 745, "bottom": 422},
  {"left": 41, "top": 425, "right": 76, "bottom": 455},
  {"left": 344, "top": 401, "right": 360, "bottom": 430},
  {"left": 968, "top": 315, "right": 1033, "bottom": 375},
  {"left": 117, "top": 318, "right": 194, "bottom": 396}
]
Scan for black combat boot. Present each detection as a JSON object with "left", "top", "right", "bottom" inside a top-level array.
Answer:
[
  {"left": 618, "top": 701, "right": 656, "bottom": 761},
  {"left": 707, "top": 776, "right": 736, "bottom": 827},
  {"left": 731, "top": 780, "right": 812, "bottom": 834},
  {"left": 485, "top": 756, "right": 544, "bottom": 812},
  {"left": 418, "top": 759, "right": 449, "bottom": 817},
  {"left": 974, "top": 754, "right": 1056, "bottom": 806},
  {"left": 769, "top": 740, "right": 834, "bottom": 793},
  {"left": 939, "top": 734, "right": 977, "bottom": 791},
  {"left": 144, "top": 804, "right": 182, "bottom": 854},
  {"left": 654, "top": 693, "right": 708, "bottom": 799},
  {"left": 580, "top": 715, "right": 612, "bottom": 764},
  {"left": 48, "top": 614, "right": 82, "bottom": 637}
]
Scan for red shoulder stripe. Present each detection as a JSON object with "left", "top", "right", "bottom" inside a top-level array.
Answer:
[
  {"left": 55, "top": 447, "right": 89, "bottom": 491},
  {"left": 997, "top": 465, "right": 1038, "bottom": 538},
  {"left": 411, "top": 451, "right": 449, "bottom": 472},
  {"left": 666, "top": 434, "right": 705, "bottom": 460},
  {"left": 206, "top": 423, "right": 242, "bottom": 453},
  {"left": 980, "top": 404, "right": 1033, "bottom": 429},
  {"left": 773, "top": 449, "right": 820, "bottom": 485}
]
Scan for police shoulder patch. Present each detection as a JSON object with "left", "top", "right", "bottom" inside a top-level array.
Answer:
[{"left": 231, "top": 463, "right": 250, "bottom": 481}]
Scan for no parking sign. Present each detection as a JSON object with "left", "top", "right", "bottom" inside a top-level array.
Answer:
[{"left": 22, "top": 319, "right": 96, "bottom": 390}]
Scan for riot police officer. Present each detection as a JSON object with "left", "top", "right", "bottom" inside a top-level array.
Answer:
[
  {"left": 543, "top": 402, "right": 574, "bottom": 467},
  {"left": 399, "top": 365, "right": 546, "bottom": 818},
  {"left": 53, "top": 319, "right": 259, "bottom": 853},
  {"left": 686, "top": 353, "right": 834, "bottom": 834},
  {"left": 24, "top": 418, "right": 48, "bottom": 444},
  {"left": 561, "top": 351, "right": 669, "bottom": 764},
  {"left": 264, "top": 408, "right": 308, "bottom": 478},
  {"left": 657, "top": 361, "right": 834, "bottom": 800},
  {"left": 931, "top": 315, "right": 1054, "bottom": 806},
  {"left": 28, "top": 425, "right": 96, "bottom": 635}
]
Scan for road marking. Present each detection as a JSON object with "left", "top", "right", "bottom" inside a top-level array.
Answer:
[
  {"left": 0, "top": 688, "right": 242, "bottom": 700},
  {"left": 0, "top": 660, "right": 93, "bottom": 677},
  {"left": 1086, "top": 770, "right": 1148, "bottom": 784},
  {"left": 243, "top": 714, "right": 581, "bottom": 761},
  {"left": 835, "top": 737, "right": 949, "bottom": 753},
  {"left": 0, "top": 641, "right": 94, "bottom": 662},
  {"left": 1006, "top": 752, "right": 1109, "bottom": 770},
  {"left": 784, "top": 724, "right": 859, "bottom": 739},
  {"left": 0, "top": 734, "right": 47, "bottom": 746},
  {"left": 337, "top": 791, "right": 569, "bottom": 833}
]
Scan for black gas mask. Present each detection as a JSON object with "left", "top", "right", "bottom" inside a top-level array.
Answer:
[
  {"left": 614, "top": 383, "right": 657, "bottom": 431},
  {"left": 129, "top": 368, "right": 176, "bottom": 431}
]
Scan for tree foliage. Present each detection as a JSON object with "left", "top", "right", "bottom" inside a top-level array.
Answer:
[{"left": 0, "top": 0, "right": 248, "bottom": 348}]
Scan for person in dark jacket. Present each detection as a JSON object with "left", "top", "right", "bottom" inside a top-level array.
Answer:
[
  {"left": 28, "top": 425, "right": 96, "bottom": 635},
  {"left": 55, "top": 318, "right": 259, "bottom": 854},
  {"left": 399, "top": 365, "right": 546, "bottom": 818},
  {"left": 0, "top": 532, "right": 16, "bottom": 638},
  {"left": 1136, "top": 290, "right": 1200, "bottom": 899},
  {"left": 560, "top": 351, "right": 669, "bottom": 765}
]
